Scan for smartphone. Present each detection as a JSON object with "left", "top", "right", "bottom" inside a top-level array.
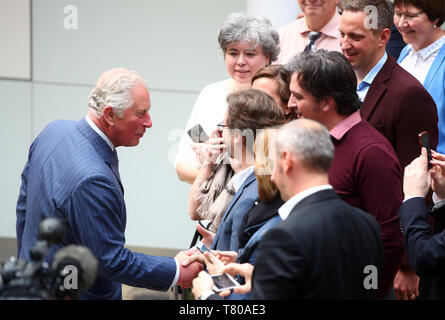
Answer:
[
  {"left": 419, "top": 131, "right": 432, "bottom": 169},
  {"left": 211, "top": 273, "right": 240, "bottom": 292},
  {"left": 196, "top": 241, "right": 211, "bottom": 254},
  {"left": 187, "top": 124, "right": 209, "bottom": 143}
]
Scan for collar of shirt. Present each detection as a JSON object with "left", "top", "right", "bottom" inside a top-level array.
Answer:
[
  {"left": 278, "top": 185, "right": 333, "bottom": 221},
  {"left": 409, "top": 35, "right": 445, "bottom": 60},
  {"left": 232, "top": 165, "right": 255, "bottom": 192},
  {"left": 330, "top": 111, "right": 362, "bottom": 141},
  {"left": 300, "top": 11, "right": 341, "bottom": 39},
  {"left": 357, "top": 52, "right": 388, "bottom": 102},
  {"left": 85, "top": 115, "right": 115, "bottom": 151}
]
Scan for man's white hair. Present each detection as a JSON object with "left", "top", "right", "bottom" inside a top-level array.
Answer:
[{"left": 88, "top": 68, "right": 146, "bottom": 118}]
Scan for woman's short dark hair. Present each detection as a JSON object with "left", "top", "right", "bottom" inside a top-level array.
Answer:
[
  {"left": 285, "top": 50, "right": 362, "bottom": 116},
  {"left": 394, "top": 0, "right": 445, "bottom": 27}
]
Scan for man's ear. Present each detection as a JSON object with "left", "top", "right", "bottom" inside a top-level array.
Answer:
[
  {"left": 379, "top": 28, "right": 391, "bottom": 47},
  {"left": 320, "top": 96, "right": 335, "bottom": 112},
  {"left": 102, "top": 106, "right": 116, "bottom": 126},
  {"left": 281, "top": 150, "right": 294, "bottom": 174}
]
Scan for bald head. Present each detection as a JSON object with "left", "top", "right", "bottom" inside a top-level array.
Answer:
[
  {"left": 277, "top": 119, "right": 334, "bottom": 174},
  {"left": 88, "top": 68, "right": 146, "bottom": 118}
]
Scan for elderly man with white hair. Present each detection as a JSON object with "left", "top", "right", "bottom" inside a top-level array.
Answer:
[{"left": 16, "top": 68, "right": 202, "bottom": 299}]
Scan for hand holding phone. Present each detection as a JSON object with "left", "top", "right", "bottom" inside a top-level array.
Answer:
[
  {"left": 419, "top": 131, "right": 432, "bottom": 170},
  {"left": 195, "top": 241, "right": 225, "bottom": 274},
  {"left": 211, "top": 273, "right": 240, "bottom": 292}
]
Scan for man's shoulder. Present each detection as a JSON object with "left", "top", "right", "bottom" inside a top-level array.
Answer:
[
  {"left": 348, "top": 121, "right": 396, "bottom": 150},
  {"left": 377, "top": 57, "right": 426, "bottom": 91}
]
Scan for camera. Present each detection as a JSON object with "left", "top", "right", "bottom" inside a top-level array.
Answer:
[{"left": 0, "top": 217, "right": 98, "bottom": 300}]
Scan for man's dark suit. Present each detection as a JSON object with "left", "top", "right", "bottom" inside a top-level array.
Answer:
[
  {"left": 250, "top": 189, "right": 384, "bottom": 299},
  {"left": 360, "top": 56, "right": 438, "bottom": 169},
  {"left": 16, "top": 118, "right": 177, "bottom": 299},
  {"left": 398, "top": 197, "right": 445, "bottom": 299}
]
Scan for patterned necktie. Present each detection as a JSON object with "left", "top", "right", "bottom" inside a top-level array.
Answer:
[
  {"left": 111, "top": 149, "right": 122, "bottom": 188},
  {"left": 112, "top": 149, "right": 119, "bottom": 171},
  {"left": 304, "top": 31, "right": 322, "bottom": 52}
]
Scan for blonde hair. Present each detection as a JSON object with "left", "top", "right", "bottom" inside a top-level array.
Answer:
[{"left": 254, "top": 128, "right": 279, "bottom": 203}]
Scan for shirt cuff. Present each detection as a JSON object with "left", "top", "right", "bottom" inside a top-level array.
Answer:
[
  {"left": 403, "top": 196, "right": 423, "bottom": 202},
  {"left": 170, "top": 258, "right": 181, "bottom": 287},
  {"left": 432, "top": 192, "right": 445, "bottom": 210}
]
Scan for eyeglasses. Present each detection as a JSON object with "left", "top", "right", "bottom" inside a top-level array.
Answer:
[
  {"left": 394, "top": 10, "right": 424, "bottom": 22},
  {"left": 217, "top": 122, "right": 230, "bottom": 129}
]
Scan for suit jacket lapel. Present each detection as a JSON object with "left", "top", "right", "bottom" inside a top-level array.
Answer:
[
  {"left": 222, "top": 170, "right": 256, "bottom": 222},
  {"left": 76, "top": 118, "right": 124, "bottom": 193},
  {"left": 360, "top": 57, "right": 395, "bottom": 121}
]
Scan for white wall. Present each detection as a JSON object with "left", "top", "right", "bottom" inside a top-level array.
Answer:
[
  {"left": 0, "top": 0, "right": 31, "bottom": 79},
  {"left": 0, "top": 0, "right": 248, "bottom": 250},
  {"left": 247, "top": 0, "right": 301, "bottom": 30}
]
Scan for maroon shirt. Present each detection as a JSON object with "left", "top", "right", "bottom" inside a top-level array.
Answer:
[{"left": 329, "top": 111, "right": 404, "bottom": 299}]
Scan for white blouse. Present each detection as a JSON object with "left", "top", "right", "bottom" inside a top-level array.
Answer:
[
  {"left": 399, "top": 35, "right": 445, "bottom": 84},
  {"left": 174, "top": 79, "right": 232, "bottom": 166}
]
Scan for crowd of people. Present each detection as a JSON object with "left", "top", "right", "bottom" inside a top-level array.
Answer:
[{"left": 15, "top": 0, "right": 445, "bottom": 300}]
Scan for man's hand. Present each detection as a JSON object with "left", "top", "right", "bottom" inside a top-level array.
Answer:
[
  {"left": 213, "top": 250, "right": 238, "bottom": 265},
  {"left": 192, "top": 271, "right": 215, "bottom": 299},
  {"left": 175, "top": 250, "right": 203, "bottom": 288},
  {"left": 182, "top": 250, "right": 225, "bottom": 275},
  {"left": 196, "top": 224, "right": 215, "bottom": 248},
  {"left": 403, "top": 147, "right": 431, "bottom": 199},
  {"left": 431, "top": 150, "right": 445, "bottom": 200},
  {"left": 393, "top": 267, "right": 420, "bottom": 300},
  {"left": 221, "top": 263, "right": 254, "bottom": 295}
]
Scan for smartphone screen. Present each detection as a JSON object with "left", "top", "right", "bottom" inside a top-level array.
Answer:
[
  {"left": 211, "top": 273, "right": 240, "bottom": 292},
  {"left": 196, "top": 241, "right": 211, "bottom": 254}
]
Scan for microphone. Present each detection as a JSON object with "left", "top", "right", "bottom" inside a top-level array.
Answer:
[{"left": 51, "top": 245, "right": 98, "bottom": 293}]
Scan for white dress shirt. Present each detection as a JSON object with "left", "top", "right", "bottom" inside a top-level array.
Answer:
[
  {"left": 278, "top": 185, "right": 333, "bottom": 221},
  {"left": 85, "top": 115, "right": 115, "bottom": 151},
  {"left": 232, "top": 165, "right": 255, "bottom": 192}
]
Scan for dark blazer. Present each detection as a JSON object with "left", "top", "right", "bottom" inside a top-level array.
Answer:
[
  {"left": 211, "top": 171, "right": 258, "bottom": 252},
  {"left": 360, "top": 56, "right": 438, "bottom": 170},
  {"left": 250, "top": 189, "right": 384, "bottom": 300},
  {"left": 16, "top": 118, "right": 177, "bottom": 299},
  {"left": 398, "top": 197, "right": 445, "bottom": 299}
]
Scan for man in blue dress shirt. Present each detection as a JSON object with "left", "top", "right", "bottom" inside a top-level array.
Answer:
[{"left": 16, "top": 68, "right": 202, "bottom": 299}]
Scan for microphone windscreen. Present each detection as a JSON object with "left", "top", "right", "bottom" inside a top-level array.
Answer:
[{"left": 52, "top": 245, "right": 98, "bottom": 292}]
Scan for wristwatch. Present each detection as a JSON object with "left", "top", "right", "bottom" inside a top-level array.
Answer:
[{"left": 198, "top": 290, "right": 215, "bottom": 300}]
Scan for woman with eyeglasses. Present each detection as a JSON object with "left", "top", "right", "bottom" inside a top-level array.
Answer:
[
  {"left": 175, "top": 12, "right": 280, "bottom": 184},
  {"left": 394, "top": 0, "right": 445, "bottom": 153}
]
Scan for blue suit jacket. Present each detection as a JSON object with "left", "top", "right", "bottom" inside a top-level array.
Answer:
[
  {"left": 16, "top": 118, "right": 176, "bottom": 299},
  {"left": 211, "top": 171, "right": 258, "bottom": 252},
  {"left": 398, "top": 44, "right": 445, "bottom": 153}
]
